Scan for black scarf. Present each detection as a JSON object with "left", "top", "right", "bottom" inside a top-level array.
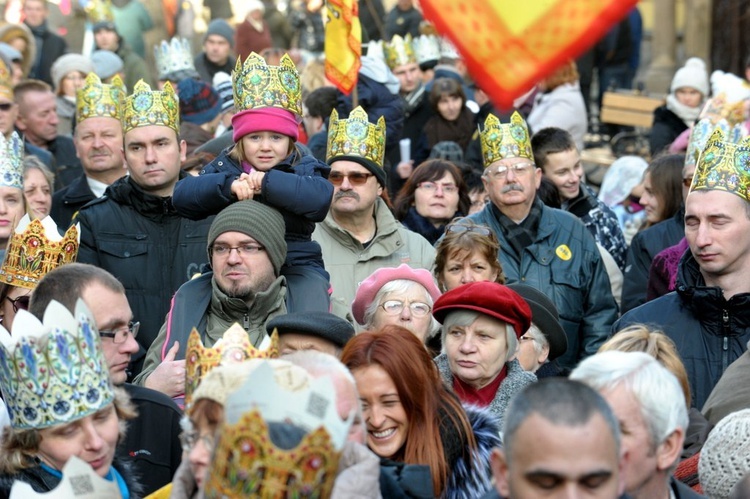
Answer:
[
  {"left": 425, "top": 107, "right": 476, "bottom": 151},
  {"left": 401, "top": 207, "right": 447, "bottom": 245},
  {"left": 493, "top": 198, "right": 543, "bottom": 258}
]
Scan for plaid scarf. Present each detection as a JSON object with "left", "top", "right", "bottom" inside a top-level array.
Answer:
[{"left": 492, "top": 197, "right": 543, "bottom": 258}]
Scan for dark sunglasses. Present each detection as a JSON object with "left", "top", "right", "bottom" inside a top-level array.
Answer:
[
  {"left": 445, "top": 224, "right": 492, "bottom": 236},
  {"left": 0, "top": 103, "right": 13, "bottom": 112},
  {"left": 328, "top": 171, "right": 374, "bottom": 186},
  {"left": 6, "top": 295, "right": 30, "bottom": 313}
]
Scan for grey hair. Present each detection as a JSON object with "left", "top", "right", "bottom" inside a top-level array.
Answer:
[
  {"left": 526, "top": 322, "right": 549, "bottom": 357},
  {"left": 22, "top": 155, "right": 55, "bottom": 191},
  {"left": 441, "top": 309, "right": 517, "bottom": 361},
  {"left": 570, "top": 351, "right": 689, "bottom": 454},
  {"left": 362, "top": 279, "right": 441, "bottom": 339}
]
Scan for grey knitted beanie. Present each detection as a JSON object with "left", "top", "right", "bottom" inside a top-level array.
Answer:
[
  {"left": 207, "top": 201, "right": 287, "bottom": 275},
  {"left": 699, "top": 408, "right": 750, "bottom": 499}
]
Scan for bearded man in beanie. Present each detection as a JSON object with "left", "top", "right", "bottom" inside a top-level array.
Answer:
[{"left": 133, "top": 200, "right": 287, "bottom": 398}]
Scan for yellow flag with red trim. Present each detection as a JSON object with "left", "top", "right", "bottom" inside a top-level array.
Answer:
[
  {"left": 325, "top": 0, "right": 362, "bottom": 95},
  {"left": 420, "top": 0, "right": 639, "bottom": 108}
]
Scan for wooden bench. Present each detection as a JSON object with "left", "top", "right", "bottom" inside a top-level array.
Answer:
[{"left": 600, "top": 91, "right": 666, "bottom": 128}]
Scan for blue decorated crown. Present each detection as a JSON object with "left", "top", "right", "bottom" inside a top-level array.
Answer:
[
  {"left": 0, "top": 300, "right": 114, "bottom": 430},
  {"left": 0, "top": 132, "right": 24, "bottom": 190}
]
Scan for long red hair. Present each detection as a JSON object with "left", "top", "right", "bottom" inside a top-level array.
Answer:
[{"left": 342, "top": 325, "right": 475, "bottom": 496}]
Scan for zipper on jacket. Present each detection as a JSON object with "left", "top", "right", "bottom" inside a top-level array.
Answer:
[
  {"left": 243, "top": 313, "right": 250, "bottom": 330},
  {"left": 722, "top": 309, "right": 730, "bottom": 371}
]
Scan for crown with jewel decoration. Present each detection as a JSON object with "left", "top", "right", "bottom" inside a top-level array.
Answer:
[
  {"left": 326, "top": 106, "right": 386, "bottom": 168},
  {"left": 0, "top": 299, "right": 114, "bottom": 430},
  {"left": 76, "top": 73, "right": 126, "bottom": 124},
  {"left": 383, "top": 34, "right": 417, "bottom": 70},
  {"left": 154, "top": 37, "right": 198, "bottom": 81},
  {"left": 479, "top": 111, "right": 533, "bottom": 167},
  {"left": 232, "top": 52, "right": 302, "bottom": 115},
  {"left": 184, "top": 324, "right": 279, "bottom": 408},
  {"left": 414, "top": 34, "right": 440, "bottom": 65},
  {"left": 10, "top": 456, "right": 122, "bottom": 499},
  {"left": 685, "top": 118, "right": 743, "bottom": 171},
  {"left": 690, "top": 127, "right": 750, "bottom": 201},
  {"left": 122, "top": 80, "right": 179, "bottom": 134},
  {"left": 0, "top": 215, "right": 79, "bottom": 289},
  {"left": 0, "top": 132, "right": 24, "bottom": 190},
  {"left": 203, "top": 361, "right": 352, "bottom": 499},
  {"left": 0, "top": 56, "right": 12, "bottom": 102},
  {"left": 85, "top": 0, "right": 114, "bottom": 24}
]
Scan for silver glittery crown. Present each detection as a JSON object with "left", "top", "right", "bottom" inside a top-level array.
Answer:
[{"left": 154, "top": 37, "right": 197, "bottom": 81}]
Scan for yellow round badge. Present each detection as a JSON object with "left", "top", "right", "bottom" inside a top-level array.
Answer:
[{"left": 555, "top": 244, "right": 572, "bottom": 261}]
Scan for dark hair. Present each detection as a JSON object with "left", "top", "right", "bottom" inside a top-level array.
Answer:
[
  {"left": 29, "top": 263, "right": 125, "bottom": 320},
  {"left": 303, "top": 86, "right": 338, "bottom": 120},
  {"left": 531, "top": 127, "right": 577, "bottom": 171},
  {"left": 643, "top": 153, "right": 684, "bottom": 227},
  {"left": 503, "top": 379, "right": 621, "bottom": 465},
  {"left": 536, "top": 176, "right": 562, "bottom": 209},
  {"left": 463, "top": 170, "right": 484, "bottom": 193},
  {"left": 429, "top": 78, "right": 465, "bottom": 114},
  {"left": 393, "top": 159, "right": 470, "bottom": 221}
]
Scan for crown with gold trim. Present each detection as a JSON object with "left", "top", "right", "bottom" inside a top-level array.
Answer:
[
  {"left": 76, "top": 73, "right": 126, "bottom": 124},
  {"left": 0, "top": 56, "right": 12, "bottom": 102},
  {"left": 0, "top": 299, "right": 114, "bottom": 430},
  {"left": 685, "top": 118, "right": 743, "bottom": 170},
  {"left": 0, "top": 132, "right": 24, "bottom": 190},
  {"left": 184, "top": 324, "right": 279, "bottom": 408},
  {"left": 10, "top": 456, "right": 122, "bottom": 499},
  {"left": 690, "top": 128, "right": 750, "bottom": 201},
  {"left": 232, "top": 52, "right": 302, "bottom": 115},
  {"left": 122, "top": 80, "right": 179, "bottom": 134},
  {"left": 383, "top": 34, "right": 417, "bottom": 70},
  {"left": 0, "top": 215, "right": 79, "bottom": 289},
  {"left": 479, "top": 111, "right": 533, "bottom": 167},
  {"left": 326, "top": 107, "right": 386, "bottom": 168},
  {"left": 154, "top": 37, "right": 198, "bottom": 81},
  {"left": 203, "top": 361, "right": 352, "bottom": 499},
  {"left": 85, "top": 0, "right": 114, "bottom": 24}
]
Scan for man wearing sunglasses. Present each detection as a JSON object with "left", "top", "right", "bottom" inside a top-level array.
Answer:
[
  {"left": 29, "top": 263, "right": 183, "bottom": 496},
  {"left": 313, "top": 107, "right": 435, "bottom": 323},
  {"left": 467, "top": 112, "right": 618, "bottom": 371}
]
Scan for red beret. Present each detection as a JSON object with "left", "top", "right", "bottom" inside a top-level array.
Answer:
[{"left": 432, "top": 282, "right": 532, "bottom": 338}]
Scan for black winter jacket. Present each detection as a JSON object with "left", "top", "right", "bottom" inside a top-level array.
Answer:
[
  {"left": 615, "top": 252, "right": 750, "bottom": 409},
  {"left": 650, "top": 105, "right": 689, "bottom": 156}
]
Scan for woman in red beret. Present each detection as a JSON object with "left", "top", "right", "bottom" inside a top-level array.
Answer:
[{"left": 432, "top": 281, "right": 537, "bottom": 424}]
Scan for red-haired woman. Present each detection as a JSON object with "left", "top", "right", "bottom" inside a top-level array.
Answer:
[{"left": 342, "top": 325, "right": 500, "bottom": 498}]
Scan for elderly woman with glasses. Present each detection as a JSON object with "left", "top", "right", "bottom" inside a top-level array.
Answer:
[
  {"left": 393, "top": 159, "right": 470, "bottom": 244},
  {"left": 433, "top": 281, "right": 536, "bottom": 424},
  {"left": 351, "top": 264, "right": 441, "bottom": 346},
  {"left": 434, "top": 218, "right": 506, "bottom": 292}
]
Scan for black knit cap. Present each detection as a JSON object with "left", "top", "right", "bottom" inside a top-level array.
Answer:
[
  {"left": 207, "top": 200, "right": 287, "bottom": 275},
  {"left": 506, "top": 283, "right": 568, "bottom": 361},
  {"left": 266, "top": 311, "right": 355, "bottom": 349}
]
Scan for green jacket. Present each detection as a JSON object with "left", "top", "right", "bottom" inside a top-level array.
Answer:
[{"left": 313, "top": 198, "right": 436, "bottom": 322}]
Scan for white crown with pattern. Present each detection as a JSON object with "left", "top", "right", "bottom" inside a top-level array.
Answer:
[
  {"left": 154, "top": 37, "right": 197, "bottom": 81},
  {"left": 10, "top": 456, "right": 121, "bottom": 499},
  {"left": 415, "top": 35, "right": 440, "bottom": 64},
  {"left": 0, "top": 132, "right": 24, "bottom": 190}
]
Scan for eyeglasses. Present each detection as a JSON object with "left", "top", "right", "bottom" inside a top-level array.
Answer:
[
  {"left": 417, "top": 182, "right": 458, "bottom": 194},
  {"left": 0, "top": 103, "right": 13, "bottom": 112},
  {"left": 445, "top": 224, "right": 492, "bottom": 236},
  {"left": 519, "top": 334, "right": 537, "bottom": 343},
  {"left": 683, "top": 177, "right": 693, "bottom": 188},
  {"left": 209, "top": 243, "right": 265, "bottom": 258},
  {"left": 328, "top": 171, "right": 374, "bottom": 186},
  {"left": 379, "top": 300, "right": 432, "bottom": 317},
  {"left": 485, "top": 162, "right": 535, "bottom": 179},
  {"left": 179, "top": 431, "right": 215, "bottom": 453},
  {"left": 99, "top": 321, "right": 140, "bottom": 344},
  {"left": 6, "top": 295, "right": 30, "bottom": 313}
]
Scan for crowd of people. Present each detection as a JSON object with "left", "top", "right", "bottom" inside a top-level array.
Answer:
[{"left": 0, "top": 0, "right": 749, "bottom": 498}]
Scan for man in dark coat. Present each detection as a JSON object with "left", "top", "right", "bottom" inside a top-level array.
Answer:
[{"left": 23, "top": 0, "right": 67, "bottom": 86}]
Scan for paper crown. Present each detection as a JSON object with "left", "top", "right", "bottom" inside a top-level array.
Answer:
[
  {"left": 85, "top": 0, "right": 114, "bottom": 24},
  {"left": 440, "top": 37, "right": 460, "bottom": 59},
  {"left": 414, "top": 34, "right": 441, "bottom": 64},
  {"left": 690, "top": 128, "right": 750, "bottom": 201},
  {"left": 383, "top": 34, "right": 417, "bottom": 70},
  {"left": 0, "top": 299, "right": 114, "bottom": 430},
  {"left": 0, "top": 132, "right": 24, "bottom": 190},
  {"left": 0, "top": 56, "right": 12, "bottom": 101},
  {"left": 122, "top": 80, "right": 179, "bottom": 134},
  {"left": 700, "top": 92, "right": 748, "bottom": 126},
  {"left": 184, "top": 324, "right": 279, "bottom": 408},
  {"left": 203, "top": 362, "right": 352, "bottom": 498},
  {"left": 154, "top": 37, "right": 197, "bottom": 81},
  {"left": 76, "top": 73, "right": 126, "bottom": 124},
  {"left": 326, "top": 107, "right": 386, "bottom": 167},
  {"left": 10, "top": 456, "right": 122, "bottom": 499},
  {"left": 479, "top": 111, "right": 533, "bottom": 167},
  {"left": 232, "top": 52, "right": 302, "bottom": 116},
  {"left": 685, "top": 118, "right": 743, "bottom": 170},
  {"left": 0, "top": 215, "right": 80, "bottom": 289}
]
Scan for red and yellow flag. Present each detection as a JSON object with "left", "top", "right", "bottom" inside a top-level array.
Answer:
[
  {"left": 420, "top": 0, "right": 638, "bottom": 108},
  {"left": 325, "top": 0, "right": 362, "bottom": 95}
]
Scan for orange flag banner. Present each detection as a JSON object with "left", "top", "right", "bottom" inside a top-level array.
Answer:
[
  {"left": 420, "top": 0, "right": 639, "bottom": 108},
  {"left": 325, "top": 0, "right": 362, "bottom": 95}
]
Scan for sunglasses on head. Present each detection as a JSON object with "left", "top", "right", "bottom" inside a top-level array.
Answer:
[
  {"left": 328, "top": 171, "right": 374, "bottom": 186},
  {"left": 445, "top": 224, "right": 492, "bottom": 236}
]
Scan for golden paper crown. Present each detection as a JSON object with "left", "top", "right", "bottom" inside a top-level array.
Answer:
[
  {"left": 76, "top": 73, "right": 126, "bottom": 123},
  {"left": 326, "top": 107, "right": 386, "bottom": 168},
  {"left": 203, "top": 362, "right": 351, "bottom": 498},
  {"left": 700, "top": 92, "right": 748, "bottom": 126},
  {"left": 232, "top": 52, "right": 302, "bottom": 115},
  {"left": 0, "top": 300, "right": 114, "bottom": 430},
  {"left": 480, "top": 111, "right": 533, "bottom": 167},
  {"left": 0, "top": 56, "right": 12, "bottom": 101},
  {"left": 685, "top": 118, "right": 743, "bottom": 170},
  {"left": 154, "top": 37, "right": 197, "bottom": 81},
  {"left": 0, "top": 132, "right": 24, "bottom": 190},
  {"left": 690, "top": 128, "right": 750, "bottom": 201},
  {"left": 85, "top": 0, "right": 114, "bottom": 24},
  {"left": 0, "top": 215, "right": 79, "bottom": 289},
  {"left": 184, "top": 324, "right": 279, "bottom": 408},
  {"left": 122, "top": 80, "right": 179, "bottom": 134},
  {"left": 383, "top": 34, "right": 417, "bottom": 70}
]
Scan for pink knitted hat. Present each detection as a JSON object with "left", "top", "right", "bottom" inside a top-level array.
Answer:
[{"left": 231, "top": 107, "right": 299, "bottom": 142}]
